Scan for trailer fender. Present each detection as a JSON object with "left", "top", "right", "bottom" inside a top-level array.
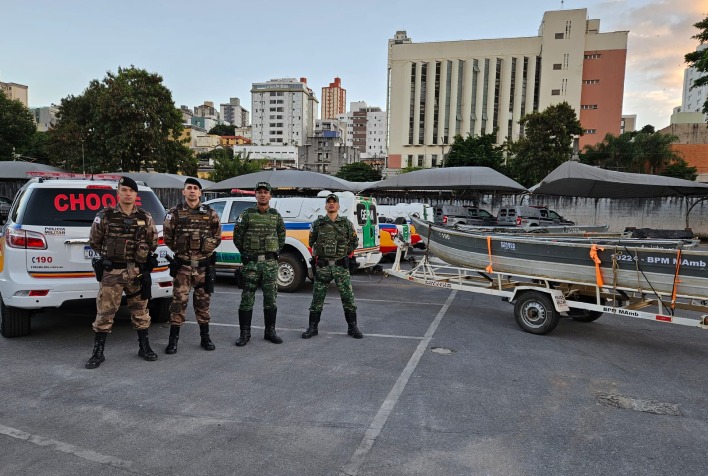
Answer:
[{"left": 509, "top": 287, "right": 570, "bottom": 313}]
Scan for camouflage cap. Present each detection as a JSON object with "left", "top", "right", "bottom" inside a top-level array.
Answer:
[
  {"left": 325, "top": 193, "right": 339, "bottom": 202},
  {"left": 255, "top": 181, "right": 271, "bottom": 191}
]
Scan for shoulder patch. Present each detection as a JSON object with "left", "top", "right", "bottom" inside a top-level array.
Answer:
[
  {"left": 165, "top": 213, "right": 172, "bottom": 221},
  {"left": 93, "top": 215, "right": 102, "bottom": 224}
]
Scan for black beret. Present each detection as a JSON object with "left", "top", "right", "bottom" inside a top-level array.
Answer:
[
  {"left": 184, "top": 177, "right": 202, "bottom": 189},
  {"left": 118, "top": 176, "right": 139, "bottom": 192}
]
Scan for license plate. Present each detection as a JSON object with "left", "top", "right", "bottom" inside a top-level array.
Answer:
[{"left": 84, "top": 246, "right": 97, "bottom": 259}]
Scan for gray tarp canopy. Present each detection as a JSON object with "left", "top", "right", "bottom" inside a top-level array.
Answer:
[
  {"left": 114, "top": 172, "right": 215, "bottom": 189},
  {"left": 0, "top": 161, "right": 65, "bottom": 179},
  {"left": 205, "top": 170, "right": 357, "bottom": 192},
  {"left": 361, "top": 167, "right": 527, "bottom": 193},
  {"left": 533, "top": 161, "right": 708, "bottom": 198}
]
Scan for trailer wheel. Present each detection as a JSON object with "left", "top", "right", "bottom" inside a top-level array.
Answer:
[
  {"left": 514, "top": 291, "right": 560, "bottom": 335},
  {"left": 567, "top": 296, "right": 604, "bottom": 322}
]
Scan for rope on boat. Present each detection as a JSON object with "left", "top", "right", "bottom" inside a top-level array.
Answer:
[
  {"left": 622, "top": 244, "right": 673, "bottom": 316},
  {"left": 485, "top": 236, "right": 494, "bottom": 273},
  {"left": 671, "top": 248, "right": 682, "bottom": 310},
  {"left": 589, "top": 244, "right": 605, "bottom": 287}
]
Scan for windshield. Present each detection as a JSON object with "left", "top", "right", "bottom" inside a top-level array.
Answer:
[{"left": 18, "top": 188, "right": 167, "bottom": 227}]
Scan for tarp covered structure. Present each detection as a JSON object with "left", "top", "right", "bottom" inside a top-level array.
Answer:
[
  {"left": 533, "top": 161, "right": 708, "bottom": 198},
  {"left": 361, "top": 167, "right": 527, "bottom": 193},
  {"left": 205, "top": 170, "right": 357, "bottom": 192},
  {"left": 0, "top": 161, "right": 66, "bottom": 179}
]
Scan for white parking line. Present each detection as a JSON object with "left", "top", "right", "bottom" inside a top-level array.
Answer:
[
  {"left": 339, "top": 290, "right": 458, "bottom": 476},
  {"left": 0, "top": 422, "right": 135, "bottom": 472}
]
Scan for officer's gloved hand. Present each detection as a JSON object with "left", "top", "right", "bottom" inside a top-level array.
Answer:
[{"left": 202, "top": 237, "right": 219, "bottom": 253}]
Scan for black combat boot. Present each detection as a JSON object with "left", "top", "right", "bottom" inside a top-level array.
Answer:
[
  {"left": 137, "top": 329, "right": 159, "bottom": 361},
  {"left": 165, "top": 325, "right": 180, "bottom": 354},
  {"left": 199, "top": 323, "right": 216, "bottom": 351},
  {"left": 235, "top": 310, "right": 252, "bottom": 347},
  {"left": 302, "top": 311, "right": 321, "bottom": 339},
  {"left": 85, "top": 332, "right": 108, "bottom": 369},
  {"left": 263, "top": 308, "right": 283, "bottom": 344},
  {"left": 345, "top": 310, "right": 363, "bottom": 339}
]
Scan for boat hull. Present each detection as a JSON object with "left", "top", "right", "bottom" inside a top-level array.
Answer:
[{"left": 411, "top": 217, "right": 708, "bottom": 299}]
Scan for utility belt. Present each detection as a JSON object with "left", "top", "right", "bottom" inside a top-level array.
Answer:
[
  {"left": 104, "top": 260, "right": 134, "bottom": 270},
  {"left": 316, "top": 257, "right": 348, "bottom": 268},
  {"left": 175, "top": 256, "right": 211, "bottom": 268},
  {"left": 242, "top": 252, "right": 278, "bottom": 264}
]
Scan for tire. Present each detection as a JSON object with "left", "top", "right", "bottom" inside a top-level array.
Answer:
[
  {"left": 567, "top": 295, "right": 604, "bottom": 322},
  {"left": 513, "top": 291, "right": 560, "bottom": 335},
  {"left": 148, "top": 297, "right": 172, "bottom": 323},
  {"left": 0, "top": 294, "right": 32, "bottom": 338},
  {"left": 277, "top": 253, "right": 305, "bottom": 293}
]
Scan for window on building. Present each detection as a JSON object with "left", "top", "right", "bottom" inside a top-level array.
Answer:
[
  {"left": 582, "top": 79, "right": 600, "bottom": 85},
  {"left": 581, "top": 105, "right": 598, "bottom": 110},
  {"left": 584, "top": 129, "right": 597, "bottom": 134},
  {"left": 555, "top": 32, "right": 564, "bottom": 39},
  {"left": 417, "top": 155, "right": 424, "bottom": 167},
  {"left": 431, "top": 154, "right": 438, "bottom": 167},
  {"left": 584, "top": 54, "right": 601, "bottom": 60},
  {"left": 553, "top": 64, "right": 562, "bottom": 70}
]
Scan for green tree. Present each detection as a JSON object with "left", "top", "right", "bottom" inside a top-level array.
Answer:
[
  {"left": 581, "top": 131, "right": 683, "bottom": 175},
  {"left": 208, "top": 124, "right": 236, "bottom": 136},
  {"left": 640, "top": 124, "right": 655, "bottom": 134},
  {"left": 335, "top": 162, "right": 382, "bottom": 182},
  {"left": 0, "top": 93, "right": 37, "bottom": 161},
  {"left": 48, "top": 65, "right": 190, "bottom": 173},
  {"left": 661, "top": 158, "right": 698, "bottom": 181},
  {"left": 17, "top": 131, "right": 51, "bottom": 163},
  {"left": 444, "top": 132, "right": 505, "bottom": 170},
  {"left": 506, "top": 102, "right": 583, "bottom": 187},
  {"left": 398, "top": 165, "right": 424, "bottom": 174},
  {"left": 210, "top": 150, "right": 264, "bottom": 182},
  {"left": 685, "top": 15, "right": 708, "bottom": 117}
]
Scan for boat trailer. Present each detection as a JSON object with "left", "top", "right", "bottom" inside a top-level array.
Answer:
[{"left": 386, "top": 243, "right": 708, "bottom": 335}]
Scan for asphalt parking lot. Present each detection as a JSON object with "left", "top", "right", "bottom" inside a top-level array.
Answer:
[{"left": 1, "top": 261, "right": 707, "bottom": 476}]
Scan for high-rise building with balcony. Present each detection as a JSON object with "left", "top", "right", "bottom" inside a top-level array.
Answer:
[
  {"left": 321, "top": 77, "right": 346, "bottom": 119},
  {"left": 251, "top": 77, "right": 318, "bottom": 147}
]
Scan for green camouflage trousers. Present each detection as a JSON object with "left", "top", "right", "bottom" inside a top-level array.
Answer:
[
  {"left": 239, "top": 259, "right": 278, "bottom": 311},
  {"left": 93, "top": 267, "right": 150, "bottom": 332},
  {"left": 170, "top": 265, "right": 211, "bottom": 325},
  {"left": 309, "top": 264, "right": 357, "bottom": 313}
]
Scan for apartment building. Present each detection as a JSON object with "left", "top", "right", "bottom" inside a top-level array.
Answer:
[
  {"left": 682, "top": 44, "right": 708, "bottom": 120},
  {"left": 220, "top": 97, "right": 250, "bottom": 127},
  {"left": 251, "top": 77, "right": 318, "bottom": 147},
  {"left": 32, "top": 106, "right": 59, "bottom": 132},
  {"left": 0, "top": 81, "right": 28, "bottom": 106},
  {"left": 321, "top": 77, "right": 346, "bottom": 119},
  {"left": 386, "top": 8, "right": 628, "bottom": 169},
  {"left": 194, "top": 101, "right": 220, "bottom": 123}
]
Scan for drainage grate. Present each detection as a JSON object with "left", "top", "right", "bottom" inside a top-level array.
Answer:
[
  {"left": 430, "top": 347, "right": 455, "bottom": 355},
  {"left": 596, "top": 393, "right": 682, "bottom": 416}
]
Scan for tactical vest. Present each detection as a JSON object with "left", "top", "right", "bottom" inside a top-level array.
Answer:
[
  {"left": 101, "top": 208, "right": 149, "bottom": 262},
  {"left": 173, "top": 204, "right": 212, "bottom": 256},
  {"left": 243, "top": 210, "right": 280, "bottom": 253},
  {"left": 314, "top": 217, "right": 348, "bottom": 259}
]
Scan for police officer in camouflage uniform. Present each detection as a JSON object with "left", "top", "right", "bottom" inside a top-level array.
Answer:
[
  {"left": 302, "top": 193, "right": 363, "bottom": 339},
  {"left": 163, "top": 177, "right": 222, "bottom": 355},
  {"left": 233, "top": 182, "right": 286, "bottom": 346},
  {"left": 85, "top": 176, "right": 159, "bottom": 369}
]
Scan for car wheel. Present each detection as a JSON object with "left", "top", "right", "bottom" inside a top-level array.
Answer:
[
  {"left": 148, "top": 297, "right": 172, "bottom": 323},
  {"left": 278, "top": 252, "right": 305, "bottom": 293},
  {"left": 0, "top": 294, "right": 32, "bottom": 338}
]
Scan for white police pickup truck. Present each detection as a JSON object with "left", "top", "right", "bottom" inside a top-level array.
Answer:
[{"left": 0, "top": 176, "right": 174, "bottom": 338}]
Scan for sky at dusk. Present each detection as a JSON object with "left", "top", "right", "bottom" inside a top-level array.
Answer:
[{"left": 2, "top": 0, "right": 706, "bottom": 130}]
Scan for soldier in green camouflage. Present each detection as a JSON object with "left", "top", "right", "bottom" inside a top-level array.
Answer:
[
  {"left": 163, "top": 177, "right": 222, "bottom": 355},
  {"left": 85, "top": 176, "right": 159, "bottom": 369},
  {"left": 302, "top": 193, "right": 363, "bottom": 339},
  {"left": 233, "top": 182, "right": 286, "bottom": 346}
]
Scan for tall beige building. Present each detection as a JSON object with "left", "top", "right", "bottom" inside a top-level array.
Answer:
[
  {"left": 386, "top": 9, "right": 628, "bottom": 169},
  {"left": 0, "top": 81, "right": 29, "bottom": 107},
  {"left": 321, "top": 77, "right": 346, "bottom": 119}
]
